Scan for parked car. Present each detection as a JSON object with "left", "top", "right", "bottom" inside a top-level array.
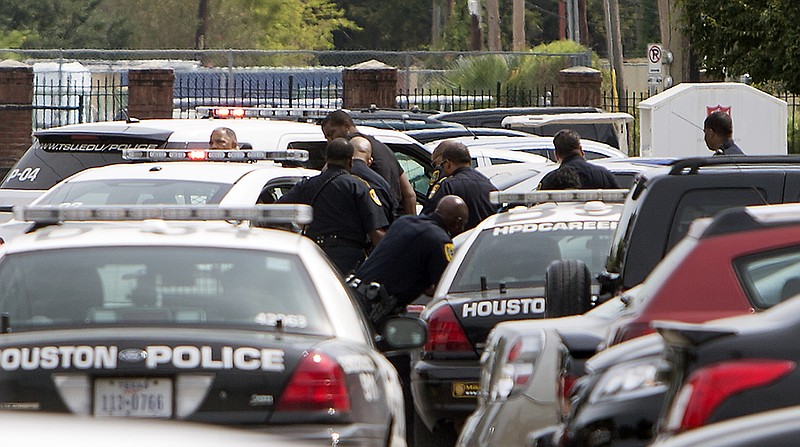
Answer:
[
  {"left": 411, "top": 190, "right": 626, "bottom": 445},
  {"left": 0, "top": 149, "right": 318, "bottom": 244},
  {"left": 424, "top": 135, "right": 627, "bottom": 163},
  {"left": 457, "top": 297, "right": 627, "bottom": 447},
  {"left": 431, "top": 107, "right": 602, "bottom": 129},
  {"left": 405, "top": 127, "right": 533, "bottom": 145},
  {"left": 0, "top": 204, "right": 426, "bottom": 446},
  {"left": 501, "top": 112, "right": 634, "bottom": 154},
  {"left": 534, "top": 201, "right": 800, "bottom": 447},
  {"left": 0, "top": 118, "right": 434, "bottom": 215},
  {"left": 648, "top": 406, "right": 800, "bottom": 447}
]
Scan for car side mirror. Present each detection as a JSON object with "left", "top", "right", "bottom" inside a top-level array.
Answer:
[{"left": 375, "top": 315, "right": 427, "bottom": 352}]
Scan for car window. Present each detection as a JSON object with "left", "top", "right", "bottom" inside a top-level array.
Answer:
[
  {"left": 736, "top": 246, "right": 800, "bottom": 309},
  {"left": 449, "top": 221, "right": 616, "bottom": 293},
  {"left": 396, "top": 151, "right": 431, "bottom": 199},
  {"left": 667, "top": 188, "right": 768, "bottom": 250},
  {"left": 0, "top": 247, "right": 332, "bottom": 335},
  {"left": 521, "top": 148, "right": 556, "bottom": 162},
  {"left": 36, "top": 180, "right": 232, "bottom": 206},
  {"left": 488, "top": 158, "right": 515, "bottom": 165}
]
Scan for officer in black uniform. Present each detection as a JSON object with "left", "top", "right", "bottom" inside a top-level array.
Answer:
[
  {"left": 421, "top": 140, "right": 497, "bottom": 231},
  {"left": 350, "top": 194, "right": 468, "bottom": 330},
  {"left": 321, "top": 110, "right": 417, "bottom": 217},
  {"left": 538, "top": 129, "right": 621, "bottom": 190},
  {"left": 279, "top": 138, "right": 388, "bottom": 275},
  {"left": 350, "top": 136, "right": 398, "bottom": 225},
  {"left": 704, "top": 111, "right": 745, "bottom": 155}
]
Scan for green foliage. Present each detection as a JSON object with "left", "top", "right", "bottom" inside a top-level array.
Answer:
[
  {"left": 679, "top": 0, "right": 800, "bottom": 92},
  {"left": 331, "top": 0, "right": 431, "bottom": 50},
  {"left": 432, "top": 40, "right": 607, "bottom": 94}
]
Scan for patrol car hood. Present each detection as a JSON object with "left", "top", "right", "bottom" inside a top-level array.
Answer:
[
  {"left": 0, "top": 327, "right": 356, "bottom": 425},
  {"left": 442, "top": 287, "right": 547, "bottom": 349}
]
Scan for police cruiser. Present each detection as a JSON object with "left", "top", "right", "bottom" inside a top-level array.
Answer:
[
  {"left": 0, "top": 205, "right": 426, "bottom": 447},
  {"left": 0, "top": 148, "right": 317, "bottom": 245},
  {"left": 410, "top": 189, "right": 625, "bottom": 444}
]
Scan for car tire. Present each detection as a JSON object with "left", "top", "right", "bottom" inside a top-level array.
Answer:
[
  {"left": 545, "top": 259, "right": 592, "bottom": 317},
  {"left": 413, "top": 412, "right": 458, "bottom": 447}
]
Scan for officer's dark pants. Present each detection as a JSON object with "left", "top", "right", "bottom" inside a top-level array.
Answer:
[{"left": 322, "top": 245, "right": 366, "bottom": 277}]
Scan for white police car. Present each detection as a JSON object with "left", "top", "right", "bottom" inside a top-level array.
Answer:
[
  {"left": 0, "top": 149, "right": 317, "bottom": 244},
  {"left": 411, "top": 190, "right": 626, "bottom": 444},
  {"left": 0, "top": 205, "right": 426, "bottom": 446}
]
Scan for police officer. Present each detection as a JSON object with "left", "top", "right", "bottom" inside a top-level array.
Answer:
[
  {"left": 279, "top": 138, "right": 388, "bottom": 275},
  {"left": 421, "top": 140, "right": 497, "bottom": 231},
  {"left": 704, "top": 111, "right": 745, "bottom": 155},
  {"left": 321, "top": 110, "right": 417, "bottom": 216},
  {"left": 538, "top": 129, "right": 621, "bottom": 189},
  {"left": 209, "top": 127, "right": 239, "bottom": 149},
  {"left": 350, "top": 136, "right": 398, "bottom": 225},
  {"left": 350, "top": 194, "right": 468, "bottom": 329}
]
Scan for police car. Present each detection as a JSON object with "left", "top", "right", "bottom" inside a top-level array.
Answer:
[
  {"left": 0, "top": 205, "right": 426, "bottom": 446},
  {"left": 0, "top": 117, "right": 434, "bottom": 213},
  {"left": 410, "top": 190, "right": 625, "bottom": 444},
  {"left": 0, "top": 149, "right": 318, "bottom": 244}
]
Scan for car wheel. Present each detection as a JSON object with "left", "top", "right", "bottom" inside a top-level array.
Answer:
[
  {"left": 545, "top": 259, "right": 592, "bottom": 317},
  {"left": 413, "top": 412, "right": 458, "bottom": 447}
]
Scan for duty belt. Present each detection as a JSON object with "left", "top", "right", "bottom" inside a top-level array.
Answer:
[{"left": 314, "top": 234, "right": 366, "bottom": 249}]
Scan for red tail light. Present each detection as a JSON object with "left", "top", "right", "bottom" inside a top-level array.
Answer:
[
  {"left": 276, "top": 351, "right": 351, "bottom": 413},
  {"left": 668, "top": 359, "right": 795, "bottom": 432},
  {"left": 558, "top": 372, "right": 579, "bottom": 418},
  {"left": 424, "top": 304, "right": 473, "bottom": 352}
]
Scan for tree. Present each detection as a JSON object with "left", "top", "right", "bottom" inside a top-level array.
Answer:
[
  {"left": 679, "top": 0, "right": 800, "bottom": 92},
  {"left": 331, "top": 0, "right": 432, "bottom": 50}
]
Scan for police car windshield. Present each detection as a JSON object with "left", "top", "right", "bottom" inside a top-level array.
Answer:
[
  {"left": 36, "top": 180, "right": 232, "bottom": 206},
  {"left": 0, "top": 247, "right": 331, "bottom": 335},
  {"left": 449, "top": 223, "right": 615, "bottom": 293}
]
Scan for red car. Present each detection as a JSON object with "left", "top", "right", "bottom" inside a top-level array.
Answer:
[{"left": 605, "top": 203, "right": 800, "bottom": 347}]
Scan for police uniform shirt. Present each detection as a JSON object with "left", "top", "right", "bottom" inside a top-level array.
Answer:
[
  {"left": 279, "top": 166, "right": 389, "bottom": 242},
  {"left": 421, "top": 166, "right": 497, "bottom": 231},
  {"left": 351, "top": 158, "right": 398, "bottom": 224},
  {"left": 714, "top": 140, "right": 745, "bottom": 155},
  {"left": 351, "top": 133, "right": 405, "bottom": 210},
  {"left": 539, "top": 155, "right": 621, "bottom": 190},
  {"left": 355, "top": 213, "right": 454, "bottom": 305}
]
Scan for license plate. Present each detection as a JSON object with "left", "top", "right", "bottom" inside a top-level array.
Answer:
[
  {"left": 452, "top": 382, "right": 480, "bottom": 398},
  {"left": 94, "top": 378, "right": 173, "bottom": 418}
]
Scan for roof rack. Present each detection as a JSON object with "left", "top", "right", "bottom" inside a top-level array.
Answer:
[
  {"left": 668, "top": 155, "right": 800, "bottom": 175},
  {"left": 121, "top": 148, "right": 309, "bottom": 163},
  {"left": 490, "top": 189, "right": 629, "bottom": 206},
  {"left": 15, "top": 204, "right": 313, "bottom": 225}
]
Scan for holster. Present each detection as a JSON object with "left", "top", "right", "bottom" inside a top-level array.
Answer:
[{"left": 347, "top": 277, "right": 398, "bottom": 331}]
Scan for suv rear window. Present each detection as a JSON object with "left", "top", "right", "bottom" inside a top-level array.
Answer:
[
  {"left": 0, "top": 247, "right": 331, "bottom": 335},
  {"left": 1, "top": 138, "right": 164, "bottom": 191}
]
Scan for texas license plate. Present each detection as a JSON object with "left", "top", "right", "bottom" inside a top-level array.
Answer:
[{"left": 94, "top": 378, "right": 172, "bottom": 418}]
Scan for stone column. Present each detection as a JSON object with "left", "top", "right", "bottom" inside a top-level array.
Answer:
[
  {"left": 342, "top": 60, "right": 398, "bottom": 109},
  {"left": 557, "top": 66, "right": 602, "bottom": 108},
  {"left": 0, "top": 60, "right": 33, "bottom": 171},
  {"left": 127, "top": 68, "right": 174, "bottom": 119}
]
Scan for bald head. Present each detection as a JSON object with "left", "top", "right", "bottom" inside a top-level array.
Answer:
[
  {"left": 350, "top": 136, "right": 373, "bottom": 164},
  {"left": 435, "top": 195, "right": 469, "bottom": 236}
]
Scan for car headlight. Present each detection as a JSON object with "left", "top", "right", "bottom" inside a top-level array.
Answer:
[{"left": 588, "top": 357, "right": 667, "bottom": 404}]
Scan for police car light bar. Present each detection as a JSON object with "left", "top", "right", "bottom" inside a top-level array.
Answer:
[
  {"left": 15, "top": 205, "right": 313, "bottom": 225},
  {"left": 196, "top": 106, "right": 333, "bottom": 120},
  {"left": 121, "top": 149, "right": 309, "bottom": 163},
  {"left": 490, "top": 189, "right": 630, "bottom": 205}
]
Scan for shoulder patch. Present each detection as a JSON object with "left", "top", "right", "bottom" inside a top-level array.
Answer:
[
  {"left": 369, "top": 188, "right": 382, "bottom": 206},
  {"left": 444, "top": 242, "right": 454, "bottom": 262}
]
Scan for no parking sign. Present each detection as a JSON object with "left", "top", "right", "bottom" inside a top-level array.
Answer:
[{"left": 648, "top": 43, "right": 663, "bottom": 75}]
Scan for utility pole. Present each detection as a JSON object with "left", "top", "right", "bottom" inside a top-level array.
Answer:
[
  {"left": 604, "top": 0, "right": 626, "bottom": 111},
  {"left": 512, "top": 0, "right": 526, "bottom": 51},
  {"left": 486, "top": 0, "right": 501, "bottom": 51},
  {"left": 559, "top": 0, "right": 567, "bottom": 40}
]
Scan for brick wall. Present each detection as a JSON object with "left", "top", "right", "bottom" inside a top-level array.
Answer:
[
  {"left": 0, "top": 61, "right": 33, "bottom": 170},
  {"left": 127, "top": 68, "right": 175, "bottom": 119}
]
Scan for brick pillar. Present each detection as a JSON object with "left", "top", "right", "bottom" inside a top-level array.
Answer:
[
  {"left": 127, "top": 68, "right": 174, "bottom": 119},
  {"left": 557, "top": 66, "right": 602, "bottom": 108},
  {"left": 342, "top": 60, "right": 398, "bottom": 109},
  {"left": 0, "top": 60, "right": 33, "bottom": 171}
]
